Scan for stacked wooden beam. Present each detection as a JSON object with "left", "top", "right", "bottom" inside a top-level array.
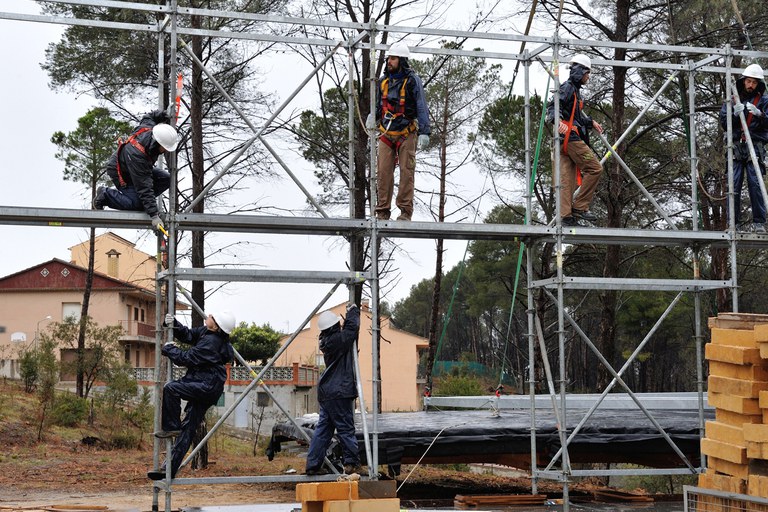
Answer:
[
  {"left": 296, "top": 481, "right": 400, "bottom": 512},
  {"left": 700, "top": 313, "right": 768, "bottom": 498},
  {"left": 453, "top": 494, "right": 547, "bottom": 508}
]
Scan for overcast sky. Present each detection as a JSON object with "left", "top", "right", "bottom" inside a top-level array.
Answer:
[{"left": 0, "top": 0, "right": 540, "bottom": 333}]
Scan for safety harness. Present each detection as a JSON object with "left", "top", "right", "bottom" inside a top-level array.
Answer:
[
  {"left": 115, "top": 127, "right": 152, "bottom": 187},
  {"left": 740, "top": 94, "right": 762, "bottom": 142},
  {"left": 562, "top": 94, "right": 584, "bottom": 185},
  {"left": 379, "top": 76, "right": 417, "bottom": 163}
]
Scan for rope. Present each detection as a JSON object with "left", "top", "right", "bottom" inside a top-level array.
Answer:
[{"left": 396, "top": 422, "right": 468, "bottom": 492}]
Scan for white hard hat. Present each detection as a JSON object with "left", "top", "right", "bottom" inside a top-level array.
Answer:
[
  {"left": 152, "top": 123, "right": 179, "bottom": 152},
  {"left": 743, "top": 63, "right": 765, "bottom": 80},
  {"left": 211, "top": 311, "right": 236, "bottom": 334},
  {"left": 386, "top": 42, "right": 411, "bottom": 59},
  {"left": 317, "top": 310, "right": 341, "bottom": 331},
  {"left": 570, "top": 54, "right": 592, "bottom": 70}
]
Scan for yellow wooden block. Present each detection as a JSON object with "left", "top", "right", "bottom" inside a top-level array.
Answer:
[
  {"left": 761, "top": 343, "right": 768, "bottom": 360},
  {"left": 708, "top": 455, "right": 750, "bottom": 479},
  {"left": 709, "top": 313, "right": 768, "bottom": 331},
  {"left": 302, "top": 502, "right": 323, "bottom": 512},
  {"left": 764, "top": 410, "right": 768, "bottom": 424},
  {"left": 706, "top": 343, "right": 763, "bottom": 366},
  {"left": 706, "top": 420, "right": 745, "bottom": 444},
  {"left": 701, "top": 437, "right": 747, "bottom": 464},
  {"left": 709, "top": 391, "right": 762, "bottom": 414},
  {"left": 744, "top": 424, "right": 768, "bottom": 443},
  {"left": 699, "top": 471, "right": 747, "bottom": 494},
  {"left": 296, "top": 482, "right": 359, "bottom": 502},
  {"left": 748, "top": 474, "right": 768, "bottom": 498},
  {"left": 716, "top": 409, "right": 763, "bottom": 427},
  {"left": 746, "top": 440, "right": 768, "bottom": 460},
  {"left": 711, "top": 327, "right": 757, "bottom": 348},
  {"left": 323, "top": 498, "right": 401, "bottom": 512},
  {"left": 710, "top": 361, "right": 768, "bottom": 381},
  {"left": 709, "top": 375, "right": 768, "bottom": 398},
  {"left": 755, "top": 324, "right": 768, "bottom": 342},
  {"left": 760, "top": 391, "right": 768, "bottom": 409}
]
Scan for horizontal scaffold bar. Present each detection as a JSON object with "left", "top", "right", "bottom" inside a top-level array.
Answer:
[
  {"left": 531, "top": 276, "right": 731, "bottom": 291},
  {"left": 0, "top": 206, "right": 759, "bottom": 246},
  {"left": 159, "top": 268, "right": 368, "bottom": 284}
]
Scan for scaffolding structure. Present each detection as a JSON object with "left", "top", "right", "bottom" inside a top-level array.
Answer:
[{"left": 3, "top": 2, "right": 768, "bottom": 511}]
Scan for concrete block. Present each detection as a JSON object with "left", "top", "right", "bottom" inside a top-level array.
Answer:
[
  {"left": 296, "top": 482, "right": 359, "bottom": 502},
  {"left": 709, "top": 375, "right": 768, "bottom": 398},
  {"left": 701, "top": 437, "right": 747, "bottom": 464},
  {"left": 716, "top": 409, "right": 763, "bottom": 427},
  {"left": 706, "top": 420, "right": 745, "bottom": 444},
  {"left": 706, "top": 343, "right": 763, "bottom": 365},
  {"left": 710, "top": 361, "right": 768, "bottom": 381},
  {"left": 711, "top": 327, "right": 757, "bottom": 348},
  {"left": 322, "top": 498, "right": 401, "bottom": 512},
  {"left": 709, "top": 391, "right": 762, "bottom": 414}
]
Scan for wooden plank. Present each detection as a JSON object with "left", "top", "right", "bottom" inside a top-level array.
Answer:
[
  {"left": 760, "top": 391, "right": 768, "bottom": 409},
  {"left": 323, "top": 498, "right": 400, "bottom": 512},
  {"left": 746, "top": 440, "right": 768, "bottom": 460},
  {"left": 744, "top": 424, "right": 768, "bottom": 443},
  {"left": 761, "top": 342, "right": 768, "bottom": 360},
  {"left": 709, "top": 391, "right": 762, "bottom": 414},
  {"left": 748, "top": 475, "right": 768, "bottom": 498},
  {"left": 706, "top": 420, "right": 745, "bottom": 444},
  {"left": 710, "top": 361, "right": 768, "bottom": 381},
  {"left": 716, "top": 409, "right": 763, "bottom": 427},
  {"left": 706, "top": 344, "right": 763, "bottom": 366},
  {"left": 754, "top": 324, "right": 768, "bottom": 342},
  {"left": 711, "top": 327, "right": 757, "bottom": 348},
  {"left": 698, "top": 471, "right": 747, "bottom": 494},
  {"left": 593, "top": 490, "right": 653, "bottom": 502},
  {"left": 709, "top": 455, "right": 750, "bottom": 479},
  {"left": 454, "top": 494, "right": 548, "bottom": 506},
  {"left": 701, "top": 437, "right": 747, "bottom": 464},
  {"left": 709, "top": 313, "right": 768, "bottom": 331},
  {"left": 709, "top": 375, "right": 768, "bottom": 398},
  {"left": 296, "top": 482, "right": 359, "bottom": 502}
]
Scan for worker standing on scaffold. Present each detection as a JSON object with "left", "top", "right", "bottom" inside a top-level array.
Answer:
[
  {"left": 92, "top": 109, "right": 178, "bottom": 235},
  {"left": 546, "top": 54, "right": 604, "bottom": 227},
  {"left": 720, "top": 63, "right": 768, "bottom": 234}
]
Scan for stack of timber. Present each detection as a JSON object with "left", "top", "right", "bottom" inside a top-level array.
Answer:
[
  {"left": 296, "top": 480, "right": 399, "bottom": 512},
  {"left": 454, "top": 494, "right": 547, "bottom": 508},
  {"left": 700, "top": 313, "right": 768, "bottom": 498}
]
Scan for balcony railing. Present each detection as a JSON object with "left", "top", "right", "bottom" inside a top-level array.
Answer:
[
  {"left": 132, "top": 363, "right": 318, "bottom": 386},
  {"left": 119, "top": 320, "right": 155, "bottom": 339}
]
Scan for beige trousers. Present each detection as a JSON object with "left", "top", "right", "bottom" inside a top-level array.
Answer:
[
  {"left": 375, "top": 131, "right": 417, "bottom": 220},
  {"left": 557, "top": 139, "right": 603, "bottom": 218}
]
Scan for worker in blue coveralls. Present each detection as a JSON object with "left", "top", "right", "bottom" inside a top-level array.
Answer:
[
  {"left": 305, "top": 303, "right": 363, "bottom": 475},
  {"left": 147, "top": 311, "right": 235, "bottom": 481},
  {"left": 719, "top": 63, "right": 768, "bottom": 234}
]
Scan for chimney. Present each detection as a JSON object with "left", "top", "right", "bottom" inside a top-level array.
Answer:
[{"left": 106, "top": 249, "right": 121, "bottom": 278}]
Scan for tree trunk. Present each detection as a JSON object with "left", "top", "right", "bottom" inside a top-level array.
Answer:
[
  {"left": 76, "top": 179, "right": 99, "bottom": 398},
  {"left": 596, "top": 0, "right": 629, "bottom": 389}
]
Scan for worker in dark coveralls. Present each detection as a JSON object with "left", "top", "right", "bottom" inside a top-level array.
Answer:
[
  {"left": 93, "top": 109, "right": 179, "bottom": 234},
  {"left": 147, "top": 311, "right": 235, "bottom": 481},
  {"left": 305, "top": 304, "right": 363, "bottom": 475}
]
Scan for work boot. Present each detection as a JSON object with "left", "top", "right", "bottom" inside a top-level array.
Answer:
[
  {"left": 344, "top": 464, "right": 364, "bottom": 475},
  {"left": 753, "top": 222, "right": 767, "bottom": 234},
  {"left": 92, "top": 186, "right": 106, "bottom": 210},
  {"left": 154, "top": 430, "right": 181, "bottom": 439},
  {"left": 305, "top": 466, "right": 332, "bottom": 476},
  {"left": 561, "top": 216, "right": 579, "bottom": 227},
  {"left": 572, "top": 208, "right": 597, "bottom": 222},
  {"left": 395, "top": 214, "right": 411, "bottom": 221},
  {"left": 147, "top": 465, "right": 175, "bottom": 480}
]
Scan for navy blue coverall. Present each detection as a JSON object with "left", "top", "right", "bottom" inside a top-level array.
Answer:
[
  {"left": 160, "top": 320, "right": 233, "bottom": 478},
  {"left": 305, "top": 306, "right": 361, "bottom": 472}
]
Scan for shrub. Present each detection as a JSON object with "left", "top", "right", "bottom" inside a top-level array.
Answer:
[
  {"left": 18, "top": 350, "right": 38, "bottom": 393},
  {"left": 434, "top": 374, "right": 485, "bottom": 396},
  {"left": 50, "top": 392, "right": 88, "bottom": 427}
]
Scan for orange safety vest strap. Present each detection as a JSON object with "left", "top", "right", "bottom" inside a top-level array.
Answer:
[
  {"left": 741, "top": 94, "right": 762, "bottom": 141},
  {"left": 116, "top": 127, "right": 151, "bottom": 187},
  {"left": 379, "top": 77, "right": 416, "bottom": 137},
  {"left": 562, "top": 96, "right": 583, "bottom": 185}
]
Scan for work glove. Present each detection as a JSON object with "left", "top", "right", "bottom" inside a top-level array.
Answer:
[
  {"left": 346, "top": 303, "right": 358, "bottom": 312},
  {"left": 418, "top": 134, "right": 430, "bottom": 150},
  {"left": 733, "top": 102, "right": 745, "bottom": 116},
  {"left": 164, "top": 313, "right": 174, "bottom": 326},
  {"left": 151, "top": 215, "right": 165, "bottom": 234},
  {"left": 365, "top": 113, "right": 376, "bottom": 130},
  {"left": 746, "top": 102, "right": 762, "bottom": 117}
]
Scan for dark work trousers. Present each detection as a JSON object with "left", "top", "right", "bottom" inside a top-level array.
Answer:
[
  {"left": 161, "top": 379, "right": 217, "bottom": 477},
  {"left": 305, "top": 398, "right": 360, "bottom": 471},
  {"left": 732, "top": 158, "right": 767, "bottom": 224},
  {"left": 103, "top": 167, "right": 171, "bottom": 211}
]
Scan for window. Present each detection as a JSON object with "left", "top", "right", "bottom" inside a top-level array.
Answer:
[
  {"left": 124, "top": 344, "right": 131, "bottom": 363},
  {"left": 62, "top": 303, "right": 81, "bottom": 321},
  {"left": 257, "top": 392, "right": 271, "bottom": 407}
]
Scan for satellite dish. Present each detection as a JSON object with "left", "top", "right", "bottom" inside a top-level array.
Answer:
[{"left": 10, "top": 332, "right": 26, "bottom": 343}]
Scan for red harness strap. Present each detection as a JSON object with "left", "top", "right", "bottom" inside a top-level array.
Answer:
[
  {"left": 741, "top": 94, "right": 762, "bottom": 142},
  {"left": 562, "top": 96, "right": 584, "bottom": 186},
  {"left": 115, "top": 127, "right": 151, "bottom": 187}
]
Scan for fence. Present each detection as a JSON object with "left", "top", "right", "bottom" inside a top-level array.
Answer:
[{"left": 684, "top": 486, "right": 768, "bottom": 512}]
